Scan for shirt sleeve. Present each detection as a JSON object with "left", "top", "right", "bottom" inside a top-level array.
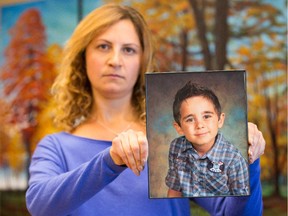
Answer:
[
  {"left": 227, "top": 152, "right": 250, "bottom": 195},
  {"left": 191, "top": 158, "right": 263, "bottom": 216},
  {"left": 165, "top": 139, "right": 181, "bottom": 192},
  {"left": 26, "top": 135, "right": 126, "bottom": 216}
]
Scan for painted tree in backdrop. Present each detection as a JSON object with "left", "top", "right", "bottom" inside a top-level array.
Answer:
[
  {"left": 0, "top": 99, "right": 11, "bottom": 169},
  {"left": 30, "top": 43, "right": 63, "bottom": 153},
  {"left": 0, "top": 88, "right": 27, "bottom": 189},
  {"left": 110, "top": 0, "right": 287, "bottom": 197},
  {"left": 0, "top": 9, "right": 55, "bottom": 171},
  {"left": 233, "top": 5, "right": 287, "bottom": 197}
]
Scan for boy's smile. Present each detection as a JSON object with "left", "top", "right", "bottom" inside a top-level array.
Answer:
[{"left": 173, "top": 96, "right": 225, "bottom": 155}]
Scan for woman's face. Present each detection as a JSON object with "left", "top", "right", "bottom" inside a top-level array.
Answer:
[{"left": 85, "top": 19, "right": 142, "bottom": 100}]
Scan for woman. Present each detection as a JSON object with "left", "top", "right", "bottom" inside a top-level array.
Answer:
[{"left": 26, "top": 4, "right": 265, "bottom": 216}]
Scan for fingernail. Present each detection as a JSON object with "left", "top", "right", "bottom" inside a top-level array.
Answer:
[{"left": 133, "top": 169, "right": 140, "bottom": 176}]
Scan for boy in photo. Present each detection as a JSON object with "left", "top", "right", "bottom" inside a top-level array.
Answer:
[{"left": 165, "top": 81, "right": 249, "bottom": 197}]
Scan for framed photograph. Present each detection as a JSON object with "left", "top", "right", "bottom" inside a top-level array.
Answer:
[{"left": 146, "top": 70, "right": 250, "bottom": 198}]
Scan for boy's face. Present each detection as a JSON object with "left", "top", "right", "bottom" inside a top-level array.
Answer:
[{"left": 173, "top": 96, "right": 225, "bottom": 149}]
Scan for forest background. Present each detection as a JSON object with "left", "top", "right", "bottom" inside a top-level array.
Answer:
[{"left": 0, "top": 0, "right": 287, "bottom": 215}]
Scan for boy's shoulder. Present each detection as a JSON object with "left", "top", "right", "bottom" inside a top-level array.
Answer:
[
  {"left": 170, "top": 135, "right": 186, "bottom": 144},
  {"left": 169, "top": 135, "right": 189, "bottom": 152},
  {"left": 215, "top": 133, "right": 242, "bottom": 153}
]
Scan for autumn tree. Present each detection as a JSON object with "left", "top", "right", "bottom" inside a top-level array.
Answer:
[
  {"left": 0, "top": 99, "right": 11, "bottom": 169},
  {"left": 187, "top": 0, "right": 230, "bottom": 69},
  {"left": 0, "top": 8, "right": 56, "bottom": 170},
  {"left": 225, "top": 1, "right": 287, "bottom": 197},
  {"left": 0, "top": 96, "right": 27, "bottom": 189},
  {"left": 234, "top": 32, "right": 286, "bottom": 197},
  {"left": 30, "top": 43, "right": 63, "bottom": 152}
]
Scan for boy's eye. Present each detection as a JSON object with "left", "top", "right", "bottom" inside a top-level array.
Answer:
[
  {"left": 203, "top": 115, "right": 212, "bottom": 120},
  {"left": 185, "top": 117, "right": 194, "bottom": 123}
]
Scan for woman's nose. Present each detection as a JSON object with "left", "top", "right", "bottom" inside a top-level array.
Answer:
[{"left": 108, "top": 49, "right": 122, "bottom": 67}]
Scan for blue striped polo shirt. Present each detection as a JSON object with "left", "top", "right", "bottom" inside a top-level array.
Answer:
[{"left": 165, "top": 133, "right": 249, "bottom": 197}]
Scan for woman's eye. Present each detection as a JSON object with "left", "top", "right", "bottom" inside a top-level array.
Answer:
[
  {"left": 97, "top": 44, "right": 110, "bottom": 51},
  {"left": 123, "top": 47, "right": 136, "bottom": 55}
]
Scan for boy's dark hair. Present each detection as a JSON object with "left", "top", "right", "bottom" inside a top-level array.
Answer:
[{"left": 173, "top": 81, "right": 222, "bottom": 125}]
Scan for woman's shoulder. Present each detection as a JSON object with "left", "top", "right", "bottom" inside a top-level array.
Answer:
[
  {"left": 36, "top": 131, "right": 72, "bottom": 149},
  {"left": 40, "top": 131, "right": 70, "bottom": 141},
  {"left": 41, "top": 131, "right": 111, "bottom": 144}
]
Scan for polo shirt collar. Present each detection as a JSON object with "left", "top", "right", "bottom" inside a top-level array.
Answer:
[{"left": 181, "top": 132, "right": 223, "bottom": 160}]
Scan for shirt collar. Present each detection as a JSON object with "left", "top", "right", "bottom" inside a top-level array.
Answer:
[
  {"left": 181, "top": 132, "right": 223, "bottom": 160},
  {"left": 206, "top": 132, "right": 223, "bottom": 161}
]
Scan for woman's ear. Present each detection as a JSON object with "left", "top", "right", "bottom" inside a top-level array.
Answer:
[
  {"left": 218, "top": 113, "right": 225, "bottom": 129},
  {"left": 173, "top": 122, "right": 184, "bottom": 135}
]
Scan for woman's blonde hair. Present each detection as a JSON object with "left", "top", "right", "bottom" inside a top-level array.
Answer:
[{"left": 51, "top": 4, "right": 155, "bottom": 131}]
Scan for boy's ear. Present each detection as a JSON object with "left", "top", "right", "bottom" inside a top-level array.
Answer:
[
  {"left": 173, "top": 122, "right": 184, "bottom": 135},
  {"left": 218, "top": 113, "right": 225, "bottom": 129}
]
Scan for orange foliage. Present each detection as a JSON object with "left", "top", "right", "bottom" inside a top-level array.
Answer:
[
  {"left": 237, "top": 46, "right": 250, "bottom": 56},
  {"left": 0, "top": 8, "right": 59, "bottom": 160}
]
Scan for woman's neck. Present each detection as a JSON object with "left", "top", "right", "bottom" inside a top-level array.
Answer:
[
  {"left": 91, "top": 97, "right": 135, "bottom": 124},
  {"left": 71, "top": 94, "right": 145, "bottom": 140}
]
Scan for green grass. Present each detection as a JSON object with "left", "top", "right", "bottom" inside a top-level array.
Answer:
[
  {"left": 0, "top": 191, "right": 30, "bottom": 216},
  {"left": 262, "top": 183, "right": 287, "bottom": 197},
  {"left": 263, "top": 207, "right": 287, "bottom": 216}
]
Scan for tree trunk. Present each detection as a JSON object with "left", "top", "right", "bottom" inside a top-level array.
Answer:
[
  {"left": 188, "top": 0, "right": 212, "bottom": 69},
  {"left": 181, "top": 29, "right": 188, "bottom": 71},
  {"left": 215, "top": 0, "right": 229, "bottom": 69},
  {"left": 266, "top": 96, "right": 280, "bottom": 196},
  {"left": 78, "top": 0, "right": 83, "bottom": 22}
]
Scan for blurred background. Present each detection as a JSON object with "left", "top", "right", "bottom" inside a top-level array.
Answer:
[{"left": 0, "top": 0, "right": 286, "bottom": 215}]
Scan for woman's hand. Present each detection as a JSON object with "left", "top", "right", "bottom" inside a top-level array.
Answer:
[
  {"left": 248, "top": 122, "right": 266, "bottom": 164},
  {"left": 110, "top": 129, "right": 148, "bottom": 176}
]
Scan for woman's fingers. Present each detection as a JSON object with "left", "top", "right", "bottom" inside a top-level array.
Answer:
[
  {"left": 121, "top": 130, "right": 139, "bottom": 175},
  {"left": 110, "top": 135, "right": 127, "bottom": 165},
  {"left": 136, "top": 131, "right": 148, "bottom": 169},
  {"left": 247, "top": 122, "right": 266, "bottom": 164},
  {"left": 110, "top": 129, "right": 148, "bottom": 176}
]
